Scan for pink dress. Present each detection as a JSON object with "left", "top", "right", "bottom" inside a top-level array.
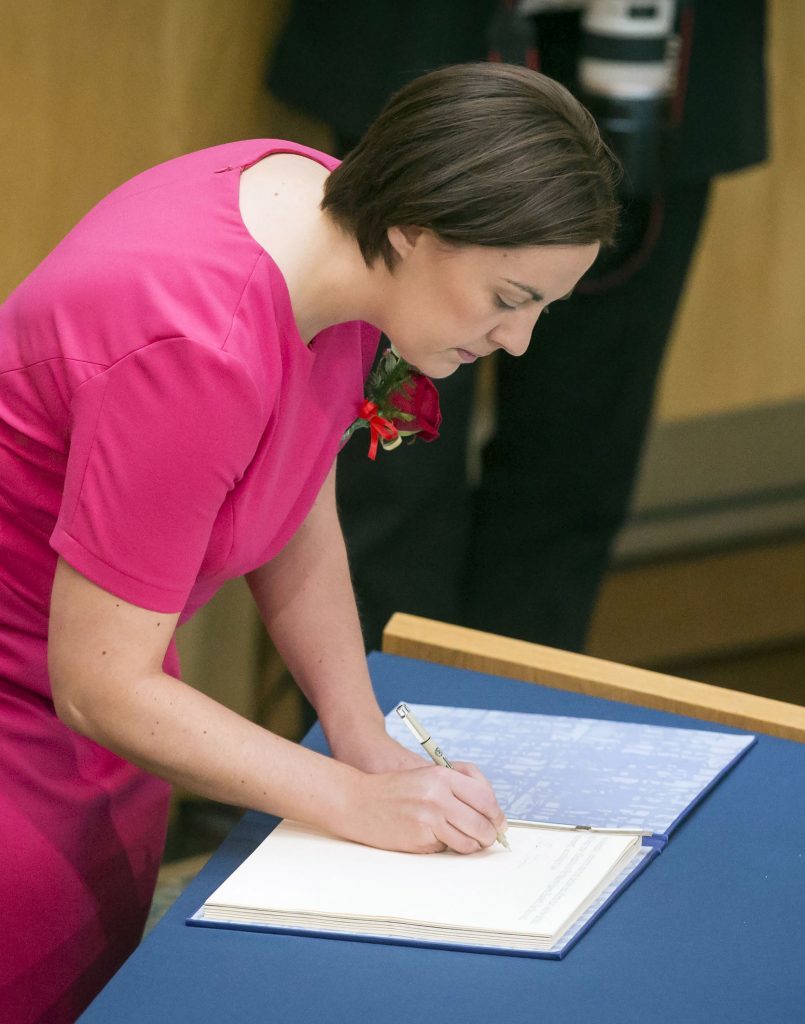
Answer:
[{"left": 0, "top": 139, "right": 379, "bottom": 1021}]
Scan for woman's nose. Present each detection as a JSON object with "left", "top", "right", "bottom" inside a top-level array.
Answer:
[{"left": 490, "top": 309, "right": 539, "bottom": 358}]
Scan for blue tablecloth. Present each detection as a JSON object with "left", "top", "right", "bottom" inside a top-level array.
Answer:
[{"left": 79, "top": 653, "right": 805, "bottom": 1023}]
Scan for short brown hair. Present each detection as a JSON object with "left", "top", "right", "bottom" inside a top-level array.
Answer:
[{"left": 322, "top": 62, "right": 621, "bottom": 270}]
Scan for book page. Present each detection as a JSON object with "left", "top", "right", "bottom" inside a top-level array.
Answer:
[{"left": 203, "top": 819, "right": 639, "bottom": 942}]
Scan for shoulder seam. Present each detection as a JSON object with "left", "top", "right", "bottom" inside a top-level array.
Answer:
[
  {"left": 67, "top": 334, "right": 267, "bottom": 432},
  {"left": 0, "top": 356, "right": 109, "bottom": 378},
  {"left": 220, "top": 250, "right": 266, "bottom": 355}
]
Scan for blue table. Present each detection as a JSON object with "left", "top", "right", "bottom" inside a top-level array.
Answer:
[{"left": 79, "top": 653, "right": 805, "bottom": 1023}]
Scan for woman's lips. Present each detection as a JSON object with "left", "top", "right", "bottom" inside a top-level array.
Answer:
[{"left": 456, "top": 348, "right": 479, "bottom": 363}]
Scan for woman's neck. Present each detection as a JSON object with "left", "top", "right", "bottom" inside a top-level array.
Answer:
[{"left": 239, "top": 153, "right": 387, "bottom": 342}]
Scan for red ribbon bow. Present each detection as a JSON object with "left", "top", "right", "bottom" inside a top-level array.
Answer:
[{"left": 359, "top": 400, "right": 399, "bottom": 460}]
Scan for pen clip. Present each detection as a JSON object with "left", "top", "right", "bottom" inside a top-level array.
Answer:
[{"left": 396, "top": 703, "right": 431, "bottom": 745}]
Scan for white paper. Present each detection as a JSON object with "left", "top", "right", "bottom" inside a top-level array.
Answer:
[{"left": 202, "top": 819, "right": 639, "bottom": 946}]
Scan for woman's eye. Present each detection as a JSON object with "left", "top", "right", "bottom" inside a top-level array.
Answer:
[{"left": 495, "top": 296, "right": 518, "bottom": 310}]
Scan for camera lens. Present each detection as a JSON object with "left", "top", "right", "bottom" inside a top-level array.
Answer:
[{"left": 578, "top": 1, "right": 678, "bottom": 196}]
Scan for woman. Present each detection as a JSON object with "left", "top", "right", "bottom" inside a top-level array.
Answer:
[{"left": 0, "top": 63, "right": 617, "bottom": 1020}]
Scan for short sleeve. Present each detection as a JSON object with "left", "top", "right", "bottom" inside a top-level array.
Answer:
[{"left": 51, "top": 337, "right": 264, "bottom": 611}]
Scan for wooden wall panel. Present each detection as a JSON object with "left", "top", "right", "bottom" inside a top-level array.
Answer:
[
  {"left": 0, "top": 0, "right": 331, "bottom": 299},
  {"left": 656, "top": 0, "right": 805, "bottom": 421}
]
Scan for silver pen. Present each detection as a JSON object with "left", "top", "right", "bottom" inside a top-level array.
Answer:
[
  {"left": 510, "top": 820, "right": 652, "bottom": 837},
  {"left": 395, "top": 702, "right": 511, "bottom": 850}
]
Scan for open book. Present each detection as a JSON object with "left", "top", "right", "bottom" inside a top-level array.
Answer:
[
  {"left": 190, "top": 704, "right": 754, "bottom": 958},
  {"left": 192, "top": 818, "right": 644, "bottom": 953}
]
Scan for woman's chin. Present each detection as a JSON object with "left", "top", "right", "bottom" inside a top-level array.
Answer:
[
  {"left": 409, "top": 358, "right": 457, "bottom": 380},
  {"left": 427, "top": 363, "right": 461, "bottom": 379},
  {"left": 389, "top": 343, "right": 462, "bottom": 379}
]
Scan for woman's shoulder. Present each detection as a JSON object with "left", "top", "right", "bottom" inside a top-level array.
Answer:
[{"left": 102, "top": 140, "right": 339, "bottom": 205}]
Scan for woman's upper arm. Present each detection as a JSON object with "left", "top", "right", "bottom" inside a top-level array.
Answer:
[
  {"left": 48, "top": 556, "right": 180, "bottom": 730},
  {"left": 245, "top": 462, "right": 339, "bottom": 597},
  {"left": 53, "top": 339, "right": 264, "bottom": 612}
]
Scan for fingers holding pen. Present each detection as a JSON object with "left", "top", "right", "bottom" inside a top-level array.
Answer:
[
  {"left": 350, "top": 764, "right": 506, "bottom": 855},
  {"left": 443, "top": 761, "right": 509, "bottom": 849},
  {"left": 403, "top": 763, "right": 502, "bottom": 853},
  {"left": 392, "top": 703, "right": 508, "bottom": 850}
]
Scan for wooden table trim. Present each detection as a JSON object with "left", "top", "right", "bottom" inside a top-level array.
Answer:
[{"left": 382, "top": 613, "right": 805, "bottom": 743}]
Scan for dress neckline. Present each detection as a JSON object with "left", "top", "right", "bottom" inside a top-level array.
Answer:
[{"left": 220, "top": 141, "right": 341, "bottom": 358}]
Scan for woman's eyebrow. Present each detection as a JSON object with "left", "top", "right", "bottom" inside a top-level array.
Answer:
[
  {"left": 504, "top": 279, "right": 575, "bottom": 303},
  {"left": 503, "top": 278, "right": 543, "bottom": 302}
]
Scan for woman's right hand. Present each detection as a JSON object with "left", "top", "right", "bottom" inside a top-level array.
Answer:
[{"left": 339, "top": 762, "right": 508, "bottom": 855}]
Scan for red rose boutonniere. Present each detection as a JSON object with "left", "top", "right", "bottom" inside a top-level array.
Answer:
[{"left": 342, "top": 348, "right": 442, "bottom": 460}]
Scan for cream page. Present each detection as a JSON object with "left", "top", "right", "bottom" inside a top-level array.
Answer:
[{"left": 204, "top": 820, "right": 639, "bottom": 938}]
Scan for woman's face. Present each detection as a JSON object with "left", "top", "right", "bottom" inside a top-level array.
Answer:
[{"left": 377, "top": 228, "right": 600, "bottom": 379}]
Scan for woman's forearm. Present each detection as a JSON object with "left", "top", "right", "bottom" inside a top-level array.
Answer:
[
  {"left": 49, "top": 558, "right": 507, "bottom": 855},
  {"left": 48, "top": 557, "right": 360, "bottom": 832},
  {"left": 60, "top": 661, "right": 362, "bottom": 834}
]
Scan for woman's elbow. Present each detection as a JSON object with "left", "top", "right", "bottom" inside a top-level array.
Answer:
[{"left": 49, "top": 656, "right": 101, "bottom": 739}]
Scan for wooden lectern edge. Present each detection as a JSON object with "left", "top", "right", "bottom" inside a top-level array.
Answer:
[{"left": 381, "top": 613, "right": 805, "bottom": 745}]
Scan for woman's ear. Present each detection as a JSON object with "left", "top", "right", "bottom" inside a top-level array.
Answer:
[{"left": 386, "top": 225, "right": 425, "bottom": 262}]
